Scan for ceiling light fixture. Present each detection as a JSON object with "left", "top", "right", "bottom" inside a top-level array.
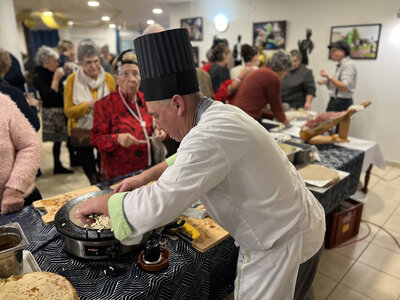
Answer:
[
  {"left": 152, "top": 8, "right": 163, "bottom": 14},
  {"left": 146, "top": 19, "right": 155, "bottom": 25},
  {"left": 43, "top": 11, "right": 53, "bottom": 16},
  {"left": 67, "top": 21, "right": 74, "bottom": 26},
  {"left": 101, "top": 16, "right": 110, "bottom": 21},
  {"left": 214, "top": 14, "right": 229, "bottom": 32},
  {"left": 109, "top": 23, "right": 116, "bottom": 29},
  {"left": 88, "top": 1, "right": 100, "bottom": 7}
]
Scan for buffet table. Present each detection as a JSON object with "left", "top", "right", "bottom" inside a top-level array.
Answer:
[
  {"left": 0, "top": 137, "right": 367, "bottom": 299},
  {"left": 269, "top": 118, "right": 386, "bottom": 195},
  {"left": 0, "top": 207, "right": 238, "bottom": 300}
]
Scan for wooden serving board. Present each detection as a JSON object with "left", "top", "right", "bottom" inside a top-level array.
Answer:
[
  {"left": 33, "top": 185, "right": 100, "bottom": 225},
  {"left": 180, "top": 216, "right": 230, "bottom": 252}
]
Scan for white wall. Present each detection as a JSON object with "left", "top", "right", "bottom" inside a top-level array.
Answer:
[
  {"left": 170, "top": 0, "right": 400, "bottom": 164},
  {"left": 58, "top": 27, "right": 118, "bottom": 55},
  {"left": 58, "top": 27, "right": 141, "bottom": 56}
]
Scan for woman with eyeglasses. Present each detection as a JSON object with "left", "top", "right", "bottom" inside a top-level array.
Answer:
[
  {"left": 64, "top": 39, "right": 116, "bottom": 185},
  {"left": 90, "top": 51, "right": 165, "bottom": 181}
]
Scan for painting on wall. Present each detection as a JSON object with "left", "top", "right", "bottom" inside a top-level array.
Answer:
[
  {"left": 330, "top": 24, "right": 381, "bottom": 59},
  {"left": 181, "top": 17, "right": 203, "bottom": 41},
  {"left": 253, "top": 21, "right": 286, "bottom": 50},
  {"left": 192, "top": 47, "right": 199, "bottom": 67}
]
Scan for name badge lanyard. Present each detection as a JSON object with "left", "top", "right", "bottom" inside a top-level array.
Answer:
[{"left": 118, "top": 87, "right": 152, "bottom": 166}]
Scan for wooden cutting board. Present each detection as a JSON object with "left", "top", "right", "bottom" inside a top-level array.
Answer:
[
  {"left": 33, "top": 185, "right": 100, "bottom": 225},
  {"left": 180, "top": 216, "right": 230, "bottom": 252}
]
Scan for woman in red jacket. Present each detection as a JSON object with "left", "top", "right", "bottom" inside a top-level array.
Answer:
[{"left": 91, "top": 50, "right": 165, "bottom": 180}]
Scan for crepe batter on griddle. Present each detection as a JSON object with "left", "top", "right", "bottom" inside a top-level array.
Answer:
[{"left": 69, "top": 202, "right": 112, "bottom": 230}]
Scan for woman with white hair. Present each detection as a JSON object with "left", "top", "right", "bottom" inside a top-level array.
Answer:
[
  {"left": 33, "top": 46, "right": 73, "bottom": 174},
  {"left": 64, "top": 39, "right": 116, "bottom": 184}
]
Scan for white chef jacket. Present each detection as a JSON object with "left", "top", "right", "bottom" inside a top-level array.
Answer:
[{"left": 114, "top": 99, "right": 325, "bottom": 299}]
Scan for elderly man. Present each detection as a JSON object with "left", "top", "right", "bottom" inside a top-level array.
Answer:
[
  {"left": 318, "top": 40, "right": 357, "bottom": 112},
  {"left": 230, "top": 50, "right": 291, "bottom": 126},
  {"left": 77, "top": 29, "right": 325, "bottom": 300}
]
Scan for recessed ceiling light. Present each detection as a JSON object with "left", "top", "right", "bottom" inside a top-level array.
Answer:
[
  {"left": 152, "top": 8, "right": 163, "bottom": 14},
  {"left": 146, "top": 19, "right": 155, "bottom": 25},
  {"left": 43, "top": 11, "right": 53, "bottom": 16},
  {"left": 67, "top": 21, "right": 74, "bottom": 26},
  {"left": 88, "top": 1, "right": 100, "bottom": 7},
  {"left": 101, "top": 16, "right": 110, "bottom": 21},
  {"left": 108, "top": 23, "right": 116, "bottom": 29}
]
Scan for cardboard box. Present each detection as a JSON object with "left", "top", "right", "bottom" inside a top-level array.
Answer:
[{"left": 325, "top": 199, "right": 363, "bottom": 249}]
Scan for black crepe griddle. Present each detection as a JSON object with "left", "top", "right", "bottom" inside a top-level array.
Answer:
[
  {"left": 54, "top": 190, "right": 150, "bottom": 259},
  {"left": 55, "top": 190, "right": 114, "bottom": 241}
]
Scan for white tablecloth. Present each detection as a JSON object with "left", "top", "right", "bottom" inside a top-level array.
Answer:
[{"left": 271, "top": 119, "right": 386, "bottom": 173}]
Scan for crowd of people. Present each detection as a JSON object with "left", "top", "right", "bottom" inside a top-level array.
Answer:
[
  {"left": 201, "top": 36, "right": 357, "bottom": 128},
  {"left": 0, "top": 25, "right": 358, "bottom": 299}
]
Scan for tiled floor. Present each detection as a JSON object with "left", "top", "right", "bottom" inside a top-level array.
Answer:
[
  {"left": 314, "top": 165, "right": 400, "bottom": 300},
  {"left": 36, "top": 142, "right": 400, "bottom": 300}
]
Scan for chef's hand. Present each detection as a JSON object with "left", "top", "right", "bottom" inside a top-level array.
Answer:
[
  {"left": 154, "top": 129, "right": 166, "bottom": 142},
  {"left": 1, "top": 188, "right": 25, "bottom": 214},
  {"left": 113, "top": 174, "right": 146, "bottom": 193},
  {"left": 117, "top": 133, "right": 140, "bottom": 147},
  {"left": 75, "top": 194, "right": 111, "bottom": 224},
  {"left": 317, "top": 79, "right": 327, "bottom": 85}
]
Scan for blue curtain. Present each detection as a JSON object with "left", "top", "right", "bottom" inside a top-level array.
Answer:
[
  {"left": 116, "top": 29, "right": 120, "bottom": 53},
  {"left": 30, "top": 30, "right": 59, "bottom": 55}
]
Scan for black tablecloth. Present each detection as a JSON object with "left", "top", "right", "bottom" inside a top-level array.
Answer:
[
  {"left": 312, "top": 144, "right": 364, "bottom": 214},
  {"left": 0, "top": 207, "right": 238, "bottom": 300},
  {"left": 0, "top": 144, "right": 364, "bottom": 299}
]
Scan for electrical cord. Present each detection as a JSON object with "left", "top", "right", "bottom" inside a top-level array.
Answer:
[{"left": 336, "top": 219, "right": 400, "bottom": 249}]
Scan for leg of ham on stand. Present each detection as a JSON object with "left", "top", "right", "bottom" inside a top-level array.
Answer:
[{"left": 300, "top": 102, "right": 371, "bottom": 144}]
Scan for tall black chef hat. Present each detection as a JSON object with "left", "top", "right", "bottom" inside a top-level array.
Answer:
[{"left": 133, "top": 28, "right": 199, "bottom": 101}]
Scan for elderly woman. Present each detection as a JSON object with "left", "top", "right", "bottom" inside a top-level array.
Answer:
[
  {"left": 231, "top": 50, "right": 291, "bottom": 126},
  {"left": 0, "top": 93, "right": 42, "bottom": 214},
  {"left": 33, "top": 46, "right": 73, "bottom": 174},
  {"left": 64, "top": 39, "right": 116, "bottom": 184},
  {"left": 91, "top": 50, "right": 165, "bottom": 180},
  {"left": 281, "top": 49, "right": 316, "bottom": 110}
]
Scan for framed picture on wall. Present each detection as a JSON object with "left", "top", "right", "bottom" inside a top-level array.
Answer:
[
  {"left": 329, "top": 24, "right": 381, "bottom": 59},
  {"left": 192, "top": 47, "right": 199, "bottom": 67},
  {"left": 181, "top": 17, "right": 203, "bottom": 41},
  {"left": 253, "top": 21, "right": 286, "bottom": 50}
]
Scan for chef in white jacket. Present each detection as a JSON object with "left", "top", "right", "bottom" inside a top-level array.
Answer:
[{"left": 77, "top": 28, "right": 325, "bottom": 300}]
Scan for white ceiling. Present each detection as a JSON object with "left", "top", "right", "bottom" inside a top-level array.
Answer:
[{"left": 13, "top": 0, "right": 194, "bottom": 32}]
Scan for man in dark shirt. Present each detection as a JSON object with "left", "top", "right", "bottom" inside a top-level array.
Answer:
[{"left": 281, "top": 49, "right": 316, "bottom": 110}]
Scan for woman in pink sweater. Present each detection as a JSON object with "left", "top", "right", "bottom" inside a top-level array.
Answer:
[{"left": 0, "top": 92, "right": 42, "bottom": 214}]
